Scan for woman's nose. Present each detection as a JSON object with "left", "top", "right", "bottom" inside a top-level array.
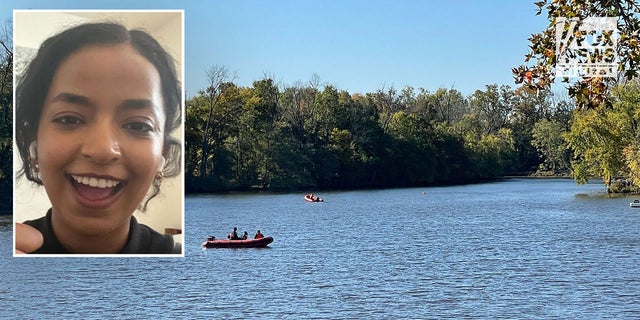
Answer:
[{"left": 81, "top": 122, "right": 122, "bottom": 163}]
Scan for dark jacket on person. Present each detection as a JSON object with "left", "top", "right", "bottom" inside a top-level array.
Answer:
[{"left": 23, "top": 209, "right": 181, "bottom": 254}]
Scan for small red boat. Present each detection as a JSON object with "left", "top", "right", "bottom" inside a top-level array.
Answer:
[
  {"left": 202, "top": 236, "right": 274, "bottom": 248},
  {"left": 304, "top": 194, "right": 324, "bottom": 202}
]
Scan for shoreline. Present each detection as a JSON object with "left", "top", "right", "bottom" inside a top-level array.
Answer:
[
  {"left": 502, "top": 175, "right": 573, "bottom": 180},
  {"left": 185, "top": 175, "right": 585, "bottom": 196}
]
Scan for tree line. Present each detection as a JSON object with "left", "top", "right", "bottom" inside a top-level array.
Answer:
[
  {"left": 0, "top": 20, "right": 12, "bottom": 212},
  {"left": 185, "top": 66, "right": 579, "bottom": 193}
]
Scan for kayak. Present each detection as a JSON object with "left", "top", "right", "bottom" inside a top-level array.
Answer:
[{"left": 202, "top": 236, "right": 274, "bottom": 248}]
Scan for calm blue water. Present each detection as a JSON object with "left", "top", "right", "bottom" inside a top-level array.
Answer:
[{"left": 1, "top": 178, "right": 640, "bottom": 319}]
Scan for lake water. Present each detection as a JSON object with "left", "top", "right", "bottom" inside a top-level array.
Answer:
[{"left": 1, "top": 178, "right": 639, "bottom": 318}]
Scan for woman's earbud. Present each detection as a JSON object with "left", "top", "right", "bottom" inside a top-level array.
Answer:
[
  {"left": 28, "top": 141, "right": 39, "bottom": 174},
  {"left": 154, "top": 156, "right": 166, "bottom": 185},
  {"left": 29, "top": 141, "right": 37, "bottom": 160}
]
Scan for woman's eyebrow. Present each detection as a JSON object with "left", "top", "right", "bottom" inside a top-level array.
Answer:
[
  {"left": 50, "top": 92, "right": 92, "bottom": 107},
  {"left": 119, "top": 99, "right": 159, "bottom": 111},
  {"left": 50, "top": 93, "right": 160, "bottom": 114}
]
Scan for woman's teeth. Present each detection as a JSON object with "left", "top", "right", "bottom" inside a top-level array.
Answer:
[{"left": 71, "top": 175, "right": 120, "bottom": 188}]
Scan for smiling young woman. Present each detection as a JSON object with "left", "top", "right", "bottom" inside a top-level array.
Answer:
[{"left": 14, "top": 11, "right": 183, "bottom": 255}]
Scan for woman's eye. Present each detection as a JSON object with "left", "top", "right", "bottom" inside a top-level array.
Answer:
[
  {"left": 53, "top": 115, "right": 83, "bottom": 126},
  {"left": 124, "top": 122, "right": 154, "bottom": 133}
]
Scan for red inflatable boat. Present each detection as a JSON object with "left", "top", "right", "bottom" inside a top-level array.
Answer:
[
  {"left": 304, "top": 194, "right": 323, "bottom": 202},
  {"left": 202, "top": 236, "right": 274, "bottom": 248}
]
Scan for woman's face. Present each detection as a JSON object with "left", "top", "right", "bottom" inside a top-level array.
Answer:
[{"left": 37, "top": 43, "right": 165, "bottom": 236}]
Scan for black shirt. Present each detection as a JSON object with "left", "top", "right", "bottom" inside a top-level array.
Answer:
[{"left": 23, "top": 209, "right": 181, "bottom": 254}]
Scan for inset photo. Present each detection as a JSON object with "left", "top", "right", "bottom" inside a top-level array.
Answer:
[{"left": 13, "top": 10, "right": 184, "bottom": 256}]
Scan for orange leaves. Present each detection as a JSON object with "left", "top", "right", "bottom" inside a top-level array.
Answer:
[
  {"left": 544, "top": 48, "right": 554, "bottom": 58},
  {"left": 524, "top": 71, "right": 534, "bottom": 86}
]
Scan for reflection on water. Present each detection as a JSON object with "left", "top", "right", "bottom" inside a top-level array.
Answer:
[{"left": 1, "top": 179, "right": 640, "bottom": 318}]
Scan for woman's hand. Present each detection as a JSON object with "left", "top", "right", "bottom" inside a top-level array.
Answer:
[{"left": 15, "top": 223, "right": 43, "bottom": 254}]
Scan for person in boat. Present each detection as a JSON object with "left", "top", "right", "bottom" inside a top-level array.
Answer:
[
  {"left": 254, "top": 230, "right": 264, "bottom": 239},
  {"left": 228, "top": 227, "right": 240, "bottom": 240},
  {"left": 241, "top": 231, "right": 248, "bottom": 240},
  {"left": 14, "top": 14, "right": 183, "bottom": 255}
]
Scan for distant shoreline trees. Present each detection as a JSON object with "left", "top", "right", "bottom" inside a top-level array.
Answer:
[{"left": 185, "top": 66, "right": 575, "bottom": 193}]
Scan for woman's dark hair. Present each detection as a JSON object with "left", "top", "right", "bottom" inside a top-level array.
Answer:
[{"left": 15, "top": 22, "right": 182, "bottom": 210}]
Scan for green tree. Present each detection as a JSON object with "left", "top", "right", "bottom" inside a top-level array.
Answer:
[
  {"left": 279, "top": 80, "right": 318, "bottom": 144},
  {"left": 236, "top": 78, "right": 280, "bottom": 188},
  {"left": 565, "top": 108, "right": 624, "bottom": 186},
  {"left": 508, "top": 88, "right": 554, "bottom": 173},
  {"left": 551, "top": 95, "right": 575, "bottom": 130},
  {"left": 617, "top": 81, "right": 640, "bottom": 188},
  {"left": 425, "top": 87, "right": 468, "bottom": 125},
  {"left": 195, "top": 65, "right": 240, "bottom": 178},
  {"left": 432, "top": 123, "right": 471, "bottom": 181},
  {"left": 313, "top": 85, "right": 342, "bottom": 142},
  {"left": 511, "top": 88, "right": 553, "bottom": 128},
  {"left": 469, "top": 84, "right": 514, "bottom": 134},
  {"left": 334, "top": 94, "right": 384, "bottom": 187},
  {"left": 387, "top": 111, "right": 438, "bottom": 185},
  {"left": 454, "top": 112, "right": 517, "bottom": 178},
  {"left": 531, "top": 119, "right": 570, "bottom": 175},
  {"left": 185, "top": 94, "right": 208, "bottom": 178},
  {"left": 565, "top": 81, "right": 640, "bottom": 188},
  {"left": 371, "top": 86, "right": 407, "bottom": 133}
]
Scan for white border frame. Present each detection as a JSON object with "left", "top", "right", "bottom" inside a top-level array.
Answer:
[{"left": 12, "top": 9, "right": 185, "bottom": 258}]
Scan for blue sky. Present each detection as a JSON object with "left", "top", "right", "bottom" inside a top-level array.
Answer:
[{"left": 1, "top": 0, "right": 550, "bottom": 97}]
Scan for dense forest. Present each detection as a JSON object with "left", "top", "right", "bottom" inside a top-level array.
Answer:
[
  {"left": 185, "top": 67, "right": 578, "bottom": 193},
  {"left": 185, "top": 70, "right": 640, "bottom": 194}
]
